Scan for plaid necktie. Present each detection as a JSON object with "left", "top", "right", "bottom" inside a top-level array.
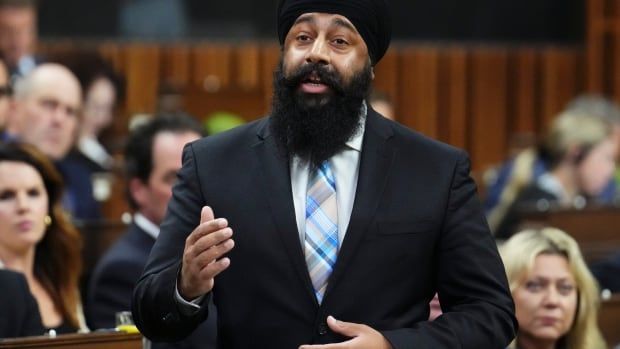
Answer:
[{"left": 304, "top": 161, "right": 338, "bottom": 303}]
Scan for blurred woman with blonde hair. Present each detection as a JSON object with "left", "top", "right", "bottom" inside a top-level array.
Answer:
[
  {"left": 490, "top": 110, "right": 617, "bottom": 239},
  {"left": 500, "top": 228, "right": 606, "bottom": 349}
]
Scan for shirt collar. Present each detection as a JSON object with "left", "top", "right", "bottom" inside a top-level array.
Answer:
[{"left": 134, "top": 213, "right": 160, "bottom": 240}]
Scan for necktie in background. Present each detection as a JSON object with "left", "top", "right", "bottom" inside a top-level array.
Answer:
[{"left": 304, "top": 161, "right": 338, "bottom": 303}]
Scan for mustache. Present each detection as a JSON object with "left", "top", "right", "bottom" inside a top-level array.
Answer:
[{"left": 282, "top": 63, "right": 345, "bottom": 94}]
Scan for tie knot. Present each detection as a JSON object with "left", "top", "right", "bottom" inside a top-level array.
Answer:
[{"left": 311, "top": 161, "right": 336, "bottom": 192}]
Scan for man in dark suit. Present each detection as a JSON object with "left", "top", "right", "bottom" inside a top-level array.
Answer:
[
  {"left": 0, "top": 269, "right": 44, "bottom": 338},
  {"left": 87, "top": 115, "right": 217, "bottom": 348},
  {"left": 133, "top": 1, "right": 517, "bottom": 348}
]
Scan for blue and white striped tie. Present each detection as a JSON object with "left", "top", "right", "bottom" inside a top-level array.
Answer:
[{"left": 304, "top": 161, "right": 338, "bottom": 304}]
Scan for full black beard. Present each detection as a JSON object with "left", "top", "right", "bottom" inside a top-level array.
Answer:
[{"left": 269, "top": 60, "right": 373, "bottom": 169}]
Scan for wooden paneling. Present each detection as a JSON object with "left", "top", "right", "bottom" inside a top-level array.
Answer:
[
  {"left": 0, "top": 332, "right": 141, "bottom": 349},
  {"left": 469, "top": 48, "right": 509, "bottom": 170},
  {"left": 38, "top": 41, "right": 588, "bottom": 175},
  {"left": 399, "top": 47, "right": 440, "bottom": 138},
  {"left": 510, "top": 49, "right": 539, "bottom": 135},
  {"left": 124, "top": 44, "right": 161, "bottom": 115},
  {"left": 440, "top": 47, "right": 468, "bottom": 149},
  {"left": 540, "top": 48, "right": 582, "bottom": 128},
  {"left": 160, "top": 44, "right": 191, "bottom": 86}
]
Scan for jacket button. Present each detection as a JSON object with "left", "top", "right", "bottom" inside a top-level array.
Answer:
[{"left": 318, "top": 323, "right": 328, "bottom": 335}]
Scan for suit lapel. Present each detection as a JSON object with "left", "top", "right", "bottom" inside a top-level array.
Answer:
[
  {"left": 325, "top": 111, "right": 395, "bottom": 299},
  {"left": 252, "top": 121, "right": 318, "bottom": 305}
]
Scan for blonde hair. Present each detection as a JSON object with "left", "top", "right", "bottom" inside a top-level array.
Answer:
[
  {"left": 487, "top": 110, "right": 612, "bottom": 234},
  {"left": 499, "top": 228, "right": 606, "bottom": 349}
]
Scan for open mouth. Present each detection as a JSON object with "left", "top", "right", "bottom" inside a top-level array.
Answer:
[{"left": 299, "top": 71, "right": 330, "bottom": 94}]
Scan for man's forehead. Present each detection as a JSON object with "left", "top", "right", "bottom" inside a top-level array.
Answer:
[{"left": 293, "top": 12, "right": 358, "bottom": 33}]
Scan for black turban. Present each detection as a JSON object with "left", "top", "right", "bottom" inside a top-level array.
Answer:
[{"left": 277, "top": 0, "right": 392, "bottom": 65}]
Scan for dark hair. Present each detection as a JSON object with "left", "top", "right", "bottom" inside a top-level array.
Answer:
[
  {"left": 0, "top": 142, "right": 82, "bottom": 328},
  {"left": 124, "top": 114, "right": 204, "bottom": 209},
  {"left": 54, "top": 51, "right": 125, "bottom": 105},
  {"left": 0, "top": 0, "right": 36, "bottom": 9}
]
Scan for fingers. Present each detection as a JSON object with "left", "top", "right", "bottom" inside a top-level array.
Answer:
[
  {"left": 200, "top": 206, "right": 214, "bottom": 224},
  {"left": 179, "top": 206, "right": 234, "bottom": 299},
  {"left": 192, "top": 233, "right": 235, "bottom": 269},
  {"left": 186, "top": 209, "right": 228, "bottom": 246},
  {"left": 326, "top": 316, "right": 362, "bottom": 338}
]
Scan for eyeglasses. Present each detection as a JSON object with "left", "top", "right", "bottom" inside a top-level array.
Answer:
[{"left": 0, "top": 85, "right": 12, "bottom": 97}]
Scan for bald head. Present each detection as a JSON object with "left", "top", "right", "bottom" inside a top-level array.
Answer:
[{"left": 8, "top": 63, "right": 82, "bottom": 160}]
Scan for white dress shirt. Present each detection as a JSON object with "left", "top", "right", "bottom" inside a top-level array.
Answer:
[
  {"left": 290, "top": 109, "right": 365, "bottom": 245},
  {"left": 176, "top": 102, "right": 368, "bottom": 308},
  {"left": 134, "top": 213, "right": 160, "bottom": 241}
]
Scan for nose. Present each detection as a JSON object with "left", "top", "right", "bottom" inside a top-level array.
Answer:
[
  {"left": 305, "top": 36, "right": 330, "bottom": 65},
  {"left": 542, "top": 287, "right": 561, "bottom": 308},
  {"left": 15, "top": 192, "right": 30, "bottom": 213}
]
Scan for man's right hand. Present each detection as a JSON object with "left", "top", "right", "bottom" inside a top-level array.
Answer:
[{"left": 178, "top": 206, "right": 234, "bottom": 300}]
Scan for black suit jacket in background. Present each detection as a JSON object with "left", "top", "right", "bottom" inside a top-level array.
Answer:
[
  {"left": 0, "top": 270, "right": 44, "bottom": 339},
  {"left": 133, "top": 110, "right": 517, "bottom": 348},
  {"left": 88, "top": 222, "right": 217, "bottom": 349}
]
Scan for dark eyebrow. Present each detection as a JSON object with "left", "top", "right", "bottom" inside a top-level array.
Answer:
[
  {"left": 332, "top": 18, "right": 357, "bottom": 33},
  {"left": 293, "top": 14, "right": 315, "bottom": 27}
]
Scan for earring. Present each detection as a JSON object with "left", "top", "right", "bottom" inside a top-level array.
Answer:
[{"left": 44, "top": 215, "right": 52, "bottom": 226}]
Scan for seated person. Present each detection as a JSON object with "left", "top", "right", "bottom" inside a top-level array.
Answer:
[
  {"left": 485, "top": 94, "right": 620, "bottom": 216},
  {"left": 0, "top": 142, "right": 86, "bottom": 333},
  {"left": 56, "top": 51, "right": 124, "bottom": 173},
  {"left": 0, "top": 269, "right": 43, "bottom": 338},
  {"left": 490, "top": 110, "right": 617, "bottom": 239},
  {"left": 499, "top": 227, "right": 606, "bottom": 349},
  {"left": 87, "top": 115, "right": 216, "bottom": 348}
]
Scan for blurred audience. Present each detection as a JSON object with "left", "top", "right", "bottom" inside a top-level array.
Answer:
[
  {"left": 0, "top": 269, "right": 43, "bottom": 338},
  {"left": 4, "top": 63, "right": 80, "bottom": 160},
  {"left": 62, "top": 51, "right": 123, "bottom": 172},
  {"left": 4, "top": 63, "right": 103, "bottom": 220},
  {"left": 500, "top": 227, "right": 606, "bottom": 349},
  {"left": 87, "top": 114, "right": 217, "bottom": 348},
  {"left": 485, "top": 95, "right": 620, "bottom": 219},
  {"left": 488, "top": 109, "right": 617, "bottom": 239},
  {"left": 0, "top": 142, "right": 85, "bottom": 334},
  {"left": 0, "top": 0, "right": 40, "bottom": 81}
]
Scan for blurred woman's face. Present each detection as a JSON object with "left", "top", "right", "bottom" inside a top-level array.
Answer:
[
  {"left": 513, "top": 254, "right": 578, "bottom": 345},
  {"left": 82, "top": 77, "right": 116, "bottom": 136},
  {"left": 0, "top": 161, "right": 48, "bottom": 255},
  {"left": 577, "top": 137, "right": 617, "bottom": 197}
]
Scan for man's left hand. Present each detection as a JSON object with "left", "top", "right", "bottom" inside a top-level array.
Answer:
[{"left": 299, "top": 316, "right": 393, "bottom": 349}]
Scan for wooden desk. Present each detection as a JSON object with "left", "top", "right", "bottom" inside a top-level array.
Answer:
[
  {"left": 521, "top": 205, "right": 620, "bottom": 263},
  {"left": 0, "top": 332, "right": 142, "bottom": 349}
]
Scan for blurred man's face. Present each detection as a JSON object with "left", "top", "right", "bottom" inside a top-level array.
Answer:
[
  {"left": 132, "top": 131, "right": 201, "bottom": 225},
  {"left": 12, "top": 68, "right": 82, "bottom": 160},
  {"left": 0, "top": 60, "right": 10, "bottom": 128},
  {"left": 0, "top": 6, "right": 36, "bottom": 69}
]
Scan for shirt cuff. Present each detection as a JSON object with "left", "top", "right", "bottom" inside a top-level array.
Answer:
[{"left": 174, "top": 280, "right": 206, "bottom": 315}]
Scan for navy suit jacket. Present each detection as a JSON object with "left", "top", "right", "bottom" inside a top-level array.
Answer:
[
  {"left": 0, "top": 270, "right": 44, "bottom": 339},
  {"left": 88, "top": 222, "right": 217, "bottom": 348},
  {"left": 133, "top": 110, "right": 516, "bottom": 348}
]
